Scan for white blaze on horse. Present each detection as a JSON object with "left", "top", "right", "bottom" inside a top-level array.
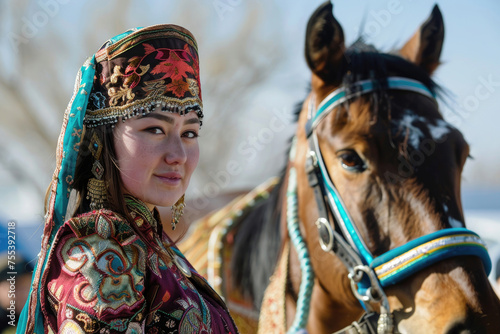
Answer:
[{"left": 179, "top": 2, "right": 500, "bottom": 333}]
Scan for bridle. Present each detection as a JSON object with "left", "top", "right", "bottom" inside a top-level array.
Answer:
[{"left": 286, "top": 77, "right": 492, "bottom": 334}]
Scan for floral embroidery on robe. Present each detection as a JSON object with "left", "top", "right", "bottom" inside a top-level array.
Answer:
[{"left": 41, "top": 196, "right": 238, "bottom": 333}]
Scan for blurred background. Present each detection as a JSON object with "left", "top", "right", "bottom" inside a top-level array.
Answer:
[{"left": 0, "top": 0, "right": 499, "bottom": 315}]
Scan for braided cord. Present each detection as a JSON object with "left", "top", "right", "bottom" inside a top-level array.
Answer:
[{"left": 286, "top": 167, "right": 314, "bottom": 334}]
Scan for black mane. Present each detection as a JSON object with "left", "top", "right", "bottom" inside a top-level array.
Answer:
[
  {"left": 343, "top": 40, "right": 439, "bottom": 95},
  {"left": 230, "top": 172, "right": 285, "bottom": 310},
  {"left": 340, "top": 42, "right": 441, "bottom": 124},
  {"left": 230, "top": 105, "right": 303, "bottom": 310}
]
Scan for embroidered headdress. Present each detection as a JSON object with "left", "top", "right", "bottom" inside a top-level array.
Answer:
[
  {"left": 85, "top": 24, "right": 203, "bottom": 127},
  {"left": 18, "top": 24, "right": 202, "bottom": 333}
]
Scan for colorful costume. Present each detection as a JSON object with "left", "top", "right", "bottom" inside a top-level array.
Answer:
[
  {"left": 43, "top": 196, "right": 237, "bottom": 333},
  {"left": 17, "top": 25, "right": 238, "bottom": 333}
]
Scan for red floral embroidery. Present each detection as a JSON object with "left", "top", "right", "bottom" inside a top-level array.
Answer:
[
  {"left": 115, "top": 43, "right": 199, "bottom": 99},
  {"left": 152, "top": 54, "right": 193, "bottom": 80},
  {"left": 166, "top": 79, "right": 190, "bottom": 98}
]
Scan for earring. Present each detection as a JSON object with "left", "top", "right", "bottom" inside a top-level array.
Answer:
[
  {"left": 86, "top": 132, "right": 107, "bottom": 210},
  {"left": 171, "top": 194, "right": 185, "bottom": 230}
]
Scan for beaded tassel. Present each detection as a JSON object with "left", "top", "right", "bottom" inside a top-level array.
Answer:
[
  {"left": 87, "top": 177, "right": 107, "bottom": 210},
  {"left": 171, "top": 194, "right": 185, "bottom": 230},
  {"left": 86, "top": 132, "right": 107, "bottom": 210}
]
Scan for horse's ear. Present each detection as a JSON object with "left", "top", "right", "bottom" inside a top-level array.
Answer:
[
  {"left": 399, "top": 5, "right": 445, "bottom": 75},
  {"left": 305, "top": 1, "right": 345, "bottom": 84}
]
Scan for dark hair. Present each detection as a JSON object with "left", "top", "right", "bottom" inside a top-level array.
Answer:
[{"left": 73, "top": 125, "right": 123, "bottom": 216}]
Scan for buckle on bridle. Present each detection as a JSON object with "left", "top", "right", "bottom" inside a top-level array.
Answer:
[
  {"left": 348, "top": 266, "right": 384, "bottom": 304},
  {"left": 348, "top": 266, "right": 394, "bottom": 334}
]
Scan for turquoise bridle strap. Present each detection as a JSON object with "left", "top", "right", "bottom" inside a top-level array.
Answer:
[
  {"left": 305, "top": 76, "right": 435, "bottom": 137},
  {"left": 371, "top": 227, "right": 491, "bottom": 287},
  {"left": 312, "top": 130, "right": 374, "bottom": 265}
]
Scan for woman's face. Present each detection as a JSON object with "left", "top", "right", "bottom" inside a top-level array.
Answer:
[{"left": 113, "top": 110, "right": 200, "bottom": 210}]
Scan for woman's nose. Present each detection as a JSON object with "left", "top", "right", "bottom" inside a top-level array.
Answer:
[{"left": 164, "top": 135, "right": 187, "bottom": 165}]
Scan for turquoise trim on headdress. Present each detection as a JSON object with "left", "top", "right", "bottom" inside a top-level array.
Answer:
[
  {"left": 98, "top": 27, "right": 142, "bottom": 50},
  {"left": 53, "top": 56, "right": 96, "bottom": 227},
  {"left": 17, "top": 55, "right": 96, "bottom": 334},
  {"left": 17, "top": 28, "right": 138, "bottom": 334}
]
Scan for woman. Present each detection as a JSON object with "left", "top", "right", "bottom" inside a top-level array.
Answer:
[{"left": 17, "top": 24, "right": 239, "bottom": 333}]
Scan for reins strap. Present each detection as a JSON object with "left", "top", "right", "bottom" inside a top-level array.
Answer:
[{"left": 286, "top": 167, "right": 315, "bottom": 333}]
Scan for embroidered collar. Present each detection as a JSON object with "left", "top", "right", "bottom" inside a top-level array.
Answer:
[{"left": 124, "top": 195, "right": 161, "bottom": 231}]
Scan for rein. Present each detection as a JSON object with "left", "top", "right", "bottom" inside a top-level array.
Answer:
[{"left": 286, "top": 77, "right": 492, "bottom": 334}]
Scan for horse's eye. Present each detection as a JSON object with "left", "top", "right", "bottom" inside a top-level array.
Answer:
[{"left": 338, "top": 150, "right": 367, "bottom": 173}]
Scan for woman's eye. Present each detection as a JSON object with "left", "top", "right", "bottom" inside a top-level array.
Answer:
[
  {"left": 183, "top": 131, "right": 199, "bottom": 139},
  {"left": 146, "top": 127, "right": 164, "bottom": 134},
  {"left": 338, "top": 150, "right": 366, "bottom": 173}
]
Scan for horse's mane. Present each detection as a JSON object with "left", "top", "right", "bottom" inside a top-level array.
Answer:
[
  {"left": 344, "top": 39, "right": 439, "bottom": 94},
  {"left": 340, "top": 40, "right": 440, "bottom": 122},
  {"left": 230, "top": 116, "right": 301, "bottom": 311},
  {"left": 229, "top": 40, "right": 441, "bottom": 311}
]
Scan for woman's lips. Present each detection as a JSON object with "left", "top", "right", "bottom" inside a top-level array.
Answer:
[{"left": 155, "top": 172, "right": 182, "bottom": 186}]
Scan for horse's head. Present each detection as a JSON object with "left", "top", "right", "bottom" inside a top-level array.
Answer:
[{"left": 292, "top": 2, "right": 500, "bottom": 333}]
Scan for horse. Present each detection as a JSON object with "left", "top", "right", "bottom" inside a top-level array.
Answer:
[{"left": 178, "top": 2, "right": 500, "bottom": 333}]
